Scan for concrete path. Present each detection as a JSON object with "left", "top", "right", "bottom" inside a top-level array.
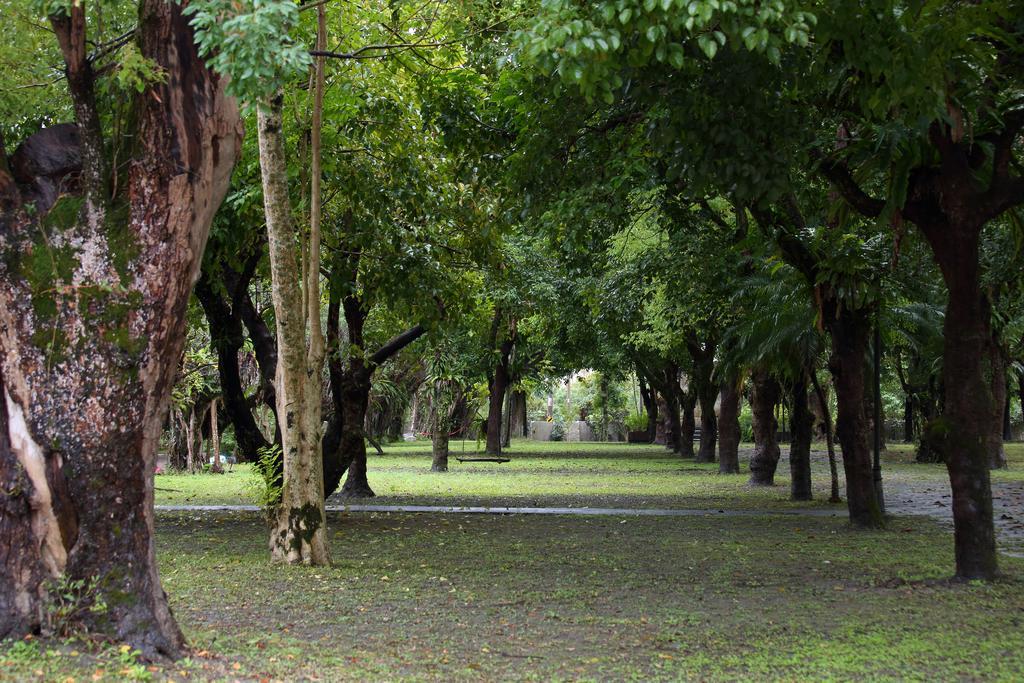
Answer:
[{"left": 155, "top": 503, "right": 843, "bottom": 517}]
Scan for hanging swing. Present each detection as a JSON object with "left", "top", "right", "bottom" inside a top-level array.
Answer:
[
  {"left": 420, "top": 426, "right": 511, "bottom": 463},
  {"left": 456, "top": 425, "right": 510, "bottom": 463}
]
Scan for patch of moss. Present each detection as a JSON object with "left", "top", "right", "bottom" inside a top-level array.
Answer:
[
  {"left": 102, "top": 200, "right": 136, "bottom": 287},
  {"left": 42, "top": 195, "right": 85, "bottom": 233},
  {"left": 280, "top": 503, "right": 324, "bottom": 555}
]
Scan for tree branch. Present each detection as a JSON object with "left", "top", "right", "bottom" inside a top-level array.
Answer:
[
  {"left": 50, "top": 6, "right": 106, "bottom": 207},
  {"left": 369, "top": 325, "right": 427, "bottom": 368},
  {"left": 814, "top": 152, "right": 884, "bottom": 218}
]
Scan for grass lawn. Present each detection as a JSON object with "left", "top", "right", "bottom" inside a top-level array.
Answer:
[
  {"left": 4, "top": 441, "right": 1023, "bottom": 681},
  {"left": 154, "top": 439, "right": 1024, "bottom": 510}
]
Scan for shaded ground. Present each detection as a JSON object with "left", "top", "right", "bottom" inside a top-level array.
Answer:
[
  {"left": 156, "top": 440, "right": 1024, "bottom": 552},
  {"left": 5, "top": 441, "right": 1023, "bottom": 681},
  {"left": 886, "top": 478, "right": 1024, "bottom": 557}
]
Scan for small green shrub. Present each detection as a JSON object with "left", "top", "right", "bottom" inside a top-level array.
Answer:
[
  {"left": 550, "top": 421, "right": 565, "bottom": 441},
  {"left": 245, "top": 444, "right": 283, "bottom": 520},
  {"left": 44, "top": 575, "right": 108, "bottom": 637},
  {"left": 624, "top": 412, "right": 648, "bottom": 431}
]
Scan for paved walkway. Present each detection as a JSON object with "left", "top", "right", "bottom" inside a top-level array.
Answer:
[
  {"left": 885, "top": 479, "right": 1024, "bottom": 557},
  {"left": 156, "top": 488, "right": 1024, "bottom": 557},
  {"left": 155, "top": 503, "right": 842, "bottom": 517}
]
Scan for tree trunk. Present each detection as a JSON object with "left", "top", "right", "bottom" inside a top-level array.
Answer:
[
  {"left": 502, "top": 383, "right": 513, "bottom": 448},
  {"left": 431, "top": 380, "right": 451, "bottom": 472},
  {"left": 679, "top": 389, "right": 696, "bottom": 458},
  {"left": 195, "top": 254, "right": 272, "bottom": 462},
  {"left": 209, "top": 398, "right": 222, "bottom": 473},
  {"left": 811, "top": 372, "right": 842, "bottom": 503},
  {"left": 186, "top": 408, "right": 199, "bottom": 474},
  {"left": 0, "top": 0, "right": 241, "bottom": 655},
  {"left": 337, "top": 372, "right": 375, "bottom": 498},
  {"left": 485, "top": 340, "right": 513, "bottom": 456},
  {"left": 718, "top": 378, "right": 741, "bottom": 474},
  {"left": 922, "top": 228, "right": 998, "bottom": 579},
  {"left": 904, "top": 396, "right": 915, "bottom": 443},
  {"left": 826, "top": 306, "right": 884, "bottom": 527},
  {"left": 258, "top": 95, "right": 329, "bottom": 566},
  {"left": 432, "top": 426, "right": 449, "bottom": 472},
  {"left": 696, "top": 385, "right": 718, "bottom": 463},
  {"left": 687, "top": 339, "right": 718, "bottom": 463},
  {"left": 654, "top": 393, "right": 669, "bottom": 445},
  {"left": 169, "top": 411, "right": 188, "bottom": 471},
  {"left": 510, "top": 390, "right": 528, "bottom": 438},
  {"left": 988, "top": 343, "right": 1007, "bottom": 469},
  {"left": 748, "top": 369, "right": 781, "bottom": 485},
  {"left": 639, "top": 377, "right": 658, "bottom": 442},
  {"left": 789, "top": 373, "right": 813, "bottom": 501}
]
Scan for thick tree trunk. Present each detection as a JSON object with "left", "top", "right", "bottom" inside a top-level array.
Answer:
[
  {"left": 748, "top": 369, "right": 781, "bottom": 485},
  {"left": 432, "top": 427, "right": 449, "bottom": 472},
  {"left": 337, "top": 373, "right": 375, "bottom": 498},
  {"left": 922, "top": 231, "right": 998, "bottom": 579},
  {"left": 789, "top": 373, "right": 813, "bottom": 501},
  {"left": 0, "top": 0, "right": 240, "bottom": 655},
  {"left": 718, "top": 378, "right": 741, "bottom": 474},
  {"left": 431, "top": 381, "right": 452, "bottom": 472},
  {"left": 826, "top": 307, "right": 884, "bottom": 527},
  {"left": 258, "top": 96, "right": 329, "bottom": 566}
]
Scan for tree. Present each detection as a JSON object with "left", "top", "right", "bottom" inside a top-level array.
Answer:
[
  {"left": 0, "top": 0, "right": 240, "bottom": 656},
  {"left": 813, "top": 0, "right": 1024, "bottom": 578}
]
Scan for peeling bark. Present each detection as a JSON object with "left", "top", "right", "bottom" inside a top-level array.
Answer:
[
  {"left": 258, "top": 95, "right": 329, "bottom": 566},
  {"left": 0, "top": 0, "right": 241, "bottom": 656}
]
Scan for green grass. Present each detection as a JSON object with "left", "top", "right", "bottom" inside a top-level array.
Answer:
[
  {"left": 3, "top": 511, "right": 1023, "bottom": 681},
  {"left": 5, "top": 441, "right": 1023, "bottom": 681},
  {"left": 155, "top": 440, "right": 1024, "bottom": 510}
]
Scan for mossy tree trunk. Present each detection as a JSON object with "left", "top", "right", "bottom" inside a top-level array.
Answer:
[
  {"left": 257, "top": 93, "right": 329, "bottom": 566},
  {"left": 0, "top": 0, "right": 240, "bottom": 657}
]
